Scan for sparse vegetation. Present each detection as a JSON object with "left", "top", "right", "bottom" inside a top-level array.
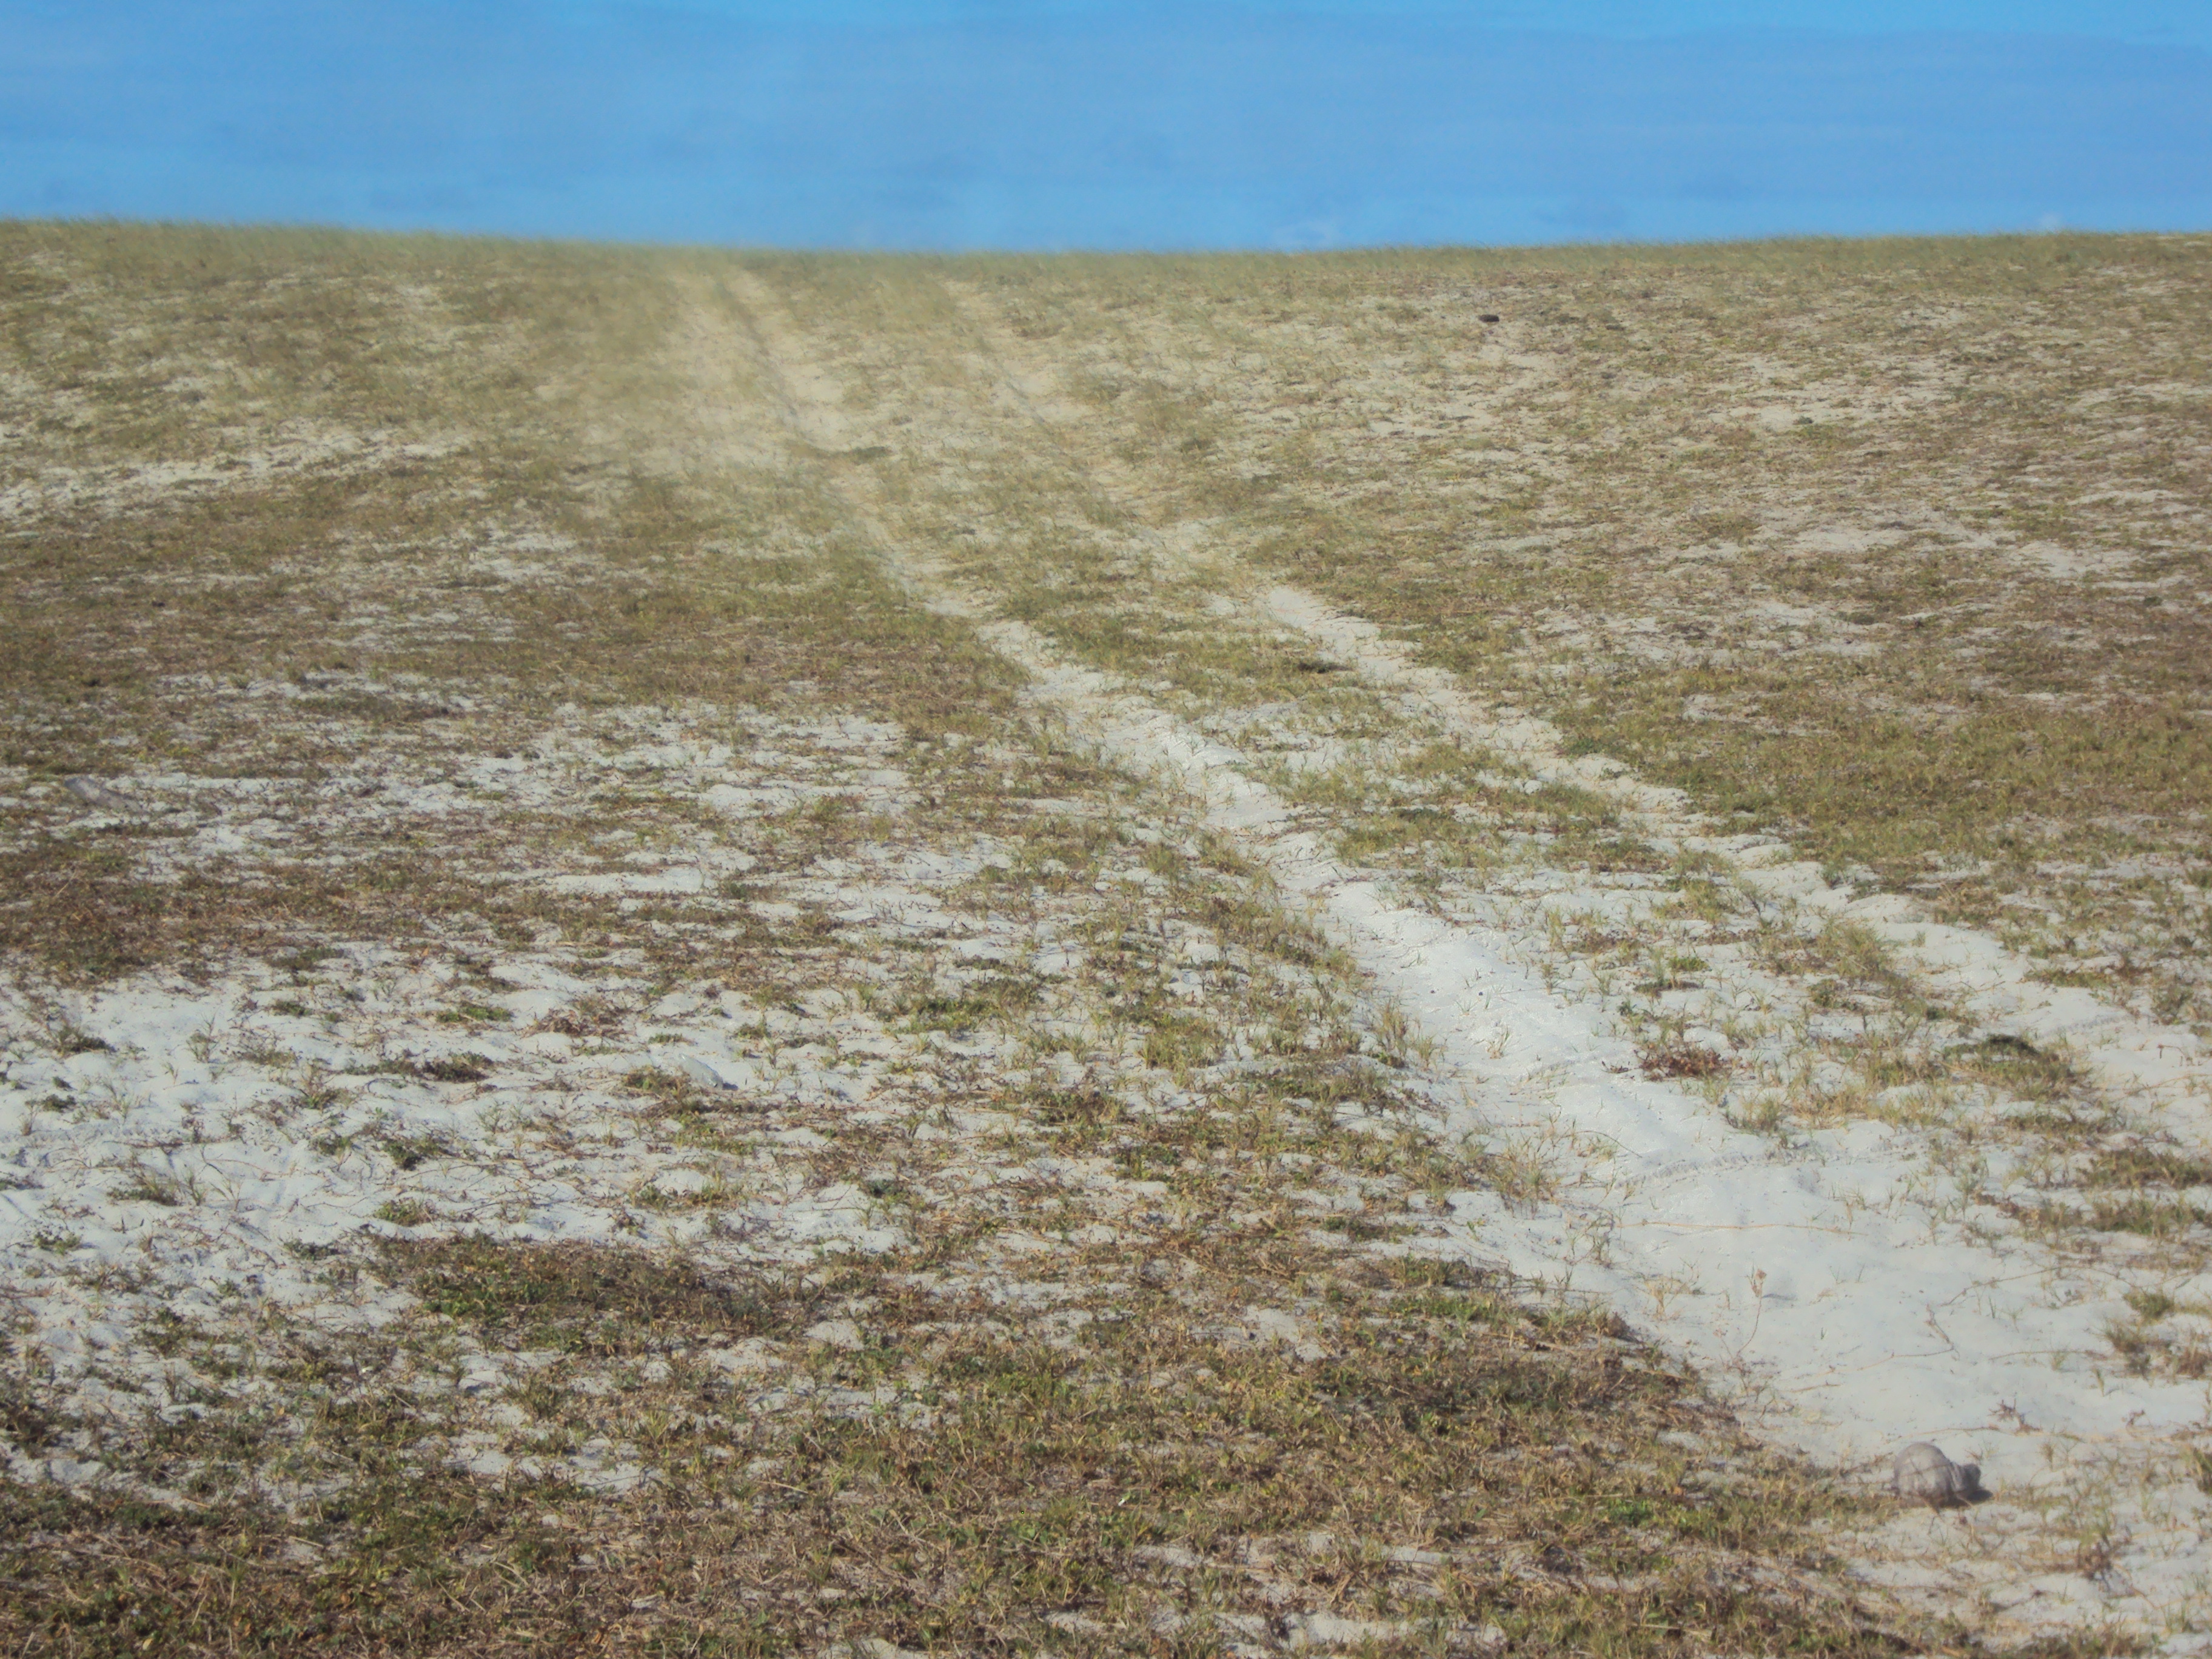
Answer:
[{"left": 2, "top": 221, "right": 2207, "bottom": 1652}]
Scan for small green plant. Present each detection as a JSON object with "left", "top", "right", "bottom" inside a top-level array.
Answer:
[
  {"left": 2125, "top": 1290, "right": 2178, "bottom": 1322},
  {"left": 235, "top": 1036, "right": 296, "bottom": 1068},
  {"left": 435, "top": 1002, "right": 513, "bottom": 1025},
  {"left": 110, "top": 1166, "right": 196, "bottom": 1207},
  {"left": 377, "top": 1131, "right": 452, "bottom": 1171},
  {"left": 415, "top": 1053, "right": 493, "bottom": 1083},
  {"left": 287, "top": 1062, "right": 347, "bottom": 1113},
  {"left": 2188, "top": 1447, "right": 2212, "bottom": 1495}
]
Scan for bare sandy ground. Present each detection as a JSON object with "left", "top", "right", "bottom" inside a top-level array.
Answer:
[{"left": 3, "top": 228, "right": 2209, "bottom": 1652}]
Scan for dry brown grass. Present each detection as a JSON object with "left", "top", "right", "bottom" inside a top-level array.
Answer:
[
  {"left": 0, "top": 224, "right": 1017, "bottom": 984},
  {"left": 3, "top": 1236, "right": 1908, "bottom": 1659},
  {"left": 3, "top": 222, "right": 2196, "bottom": 1655},
  {"left": 896, "top": 235, "right": 2212, "bottom": 1036},
  {"left": 705, "top": 241, "right": 2212, "bottom": 1423}
]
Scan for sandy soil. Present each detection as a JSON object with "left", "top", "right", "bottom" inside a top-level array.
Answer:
[
  {"left": 3, "top": 227, "right": 2209, "bottom": 1654},
  {"left": 715, "top": 263, "right": 2212, "bottom": 1643}
]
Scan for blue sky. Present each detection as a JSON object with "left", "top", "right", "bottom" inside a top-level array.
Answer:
[{"left": 3, "top": 2, "right": 2207, "bottom": 249}]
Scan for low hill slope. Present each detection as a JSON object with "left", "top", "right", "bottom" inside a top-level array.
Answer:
[{"left": 1, "top": 223, "right": 2207, "bottom": 1655}]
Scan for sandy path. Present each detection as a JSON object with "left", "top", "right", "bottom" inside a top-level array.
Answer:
[
  {"left": 704, "top": 267, "right": 2212, "bottom": 1641},
  {"left": 941, "top": 279, "right": 2212, "bottom": 1143}
]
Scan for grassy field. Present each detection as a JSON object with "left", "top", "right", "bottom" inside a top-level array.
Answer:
[
  {"left": 1, "top": 222, "right": 2208, "bottom": 1655},
  {"left": 964, "top": 237, "right": 2212, "bottom": 1032}
]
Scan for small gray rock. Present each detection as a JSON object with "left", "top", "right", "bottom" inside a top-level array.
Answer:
[{"left": 1892, "top": 1441, "right": 1983, "bottom": 1508}]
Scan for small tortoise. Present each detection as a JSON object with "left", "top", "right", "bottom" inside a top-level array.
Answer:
[{"left": 1892, "top": 1442, "right": 1983, "bottom": 1509}]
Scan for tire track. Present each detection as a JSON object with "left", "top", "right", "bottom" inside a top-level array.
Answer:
[
  {"left": 704, "top": 263, "right": 2212, "bottom": 1644},
  {"left": 942, "top": 278, "right": 2211, "bottom": 1142}
]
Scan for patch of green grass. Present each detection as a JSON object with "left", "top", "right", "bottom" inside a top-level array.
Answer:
[
  {"left": 2084, "top": 1195, "right": 2210, "bottom": 1239},
  {"left": 434, "top": 1002, "right": 512, "bottom": 1025},
  {"left": 2088, "top": 1147, "right": 2212, "bottom": 1190},
  {"left": 898, "top": 972, "right": 1039, "bottom": 1031},
  {"left": 108, "top": 1167, "right": 193, "bottom": 1207},
  {"left": 373, "top": 1130, "right": 453, "bottom": 1171}
]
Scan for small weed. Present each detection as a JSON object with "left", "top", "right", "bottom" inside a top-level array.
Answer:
[
  {"left": 287, "top": 1062, "right": 347, "bottom": 1112},
  {"left": 2087, "top": 1196, "right": 2209, "bottom": 1239},
  {"left": 2124, "top": 1290, "right": 2178, "bottom": 1322},
  {"left": 2091, "top": 1148, "right": 2212, "bottom": 1190},
  {"left": 435, "top": 1002, "right": 513, "bottom": 1025},
  {"left": 1316, "top": 1212, "right": 1400, "bottom": 1242},
  {"left": 110, "top": 1166, "right": 195, "bottom": 1207},
  {"left": 1636, "top": 953, "right": 1708, "bottom": 994},
  {"left": 1639, "top": 1039, "right": 1730, "bottom": 1081},
  {"left": 624, "top": 1066, "right": 697, "bottom": 1104},
  {"left": 1370, "top": 1002, "right": 1439, "bottom": 1069},
  {"left": 235, "top": 1036, "right": 296, "bottom": 1068},
  {"left": 2188, "top": 1447, "right": 2212, "bottom": 1495},
  {"left": 535, "top": 997, "right": 627, "bottom": 1037},
  {"left": 377, "top": 1131, "right": 453, "bottom": 1171},
  {"left": 415, "top": 1053, "right": 494, "bottom": 1084}
]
